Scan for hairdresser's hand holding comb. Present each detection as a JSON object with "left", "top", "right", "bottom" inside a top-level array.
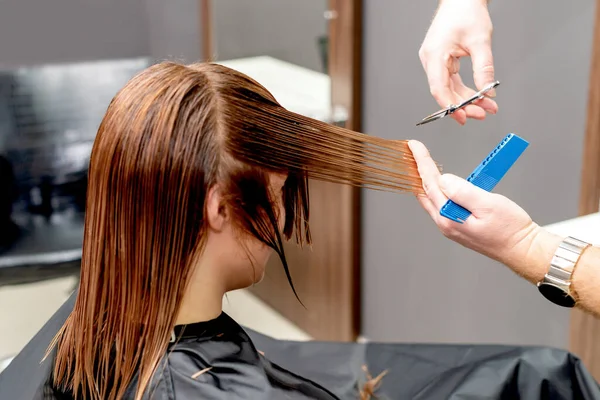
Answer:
[
  {"left": 419, "top": 0, "right": 498, "bottom": 125},
  {"left": 410, "top": 140, "right": 600, "bottom": 317},
  {"left": 408, "top": 140, "right": 557, "bottom": 282}
]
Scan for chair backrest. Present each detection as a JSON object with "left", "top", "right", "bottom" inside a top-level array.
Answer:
[{"left": 0, "top": 356, "right": 14, "bottom": 374}]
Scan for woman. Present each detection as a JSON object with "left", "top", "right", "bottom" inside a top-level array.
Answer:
[{"left": 44, "top": 61, "right": 427, "bottom": 400}]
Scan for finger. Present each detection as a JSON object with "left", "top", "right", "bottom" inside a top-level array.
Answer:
[
  {"left": 461, "top": 104, "right": 486, "bottom": 121},
  {"left": 416, "top": 193, "right": 439, "bottom": 220},
  {"left": 423, "top": 54, "right": 469, "bottom": 125},
  {"left": 449, "top": 108, "right": 467, "bottom": 125},
  {"left": 475, "top": 96, "right": 498, "bottom": 114},
  {"left": 468, "top": 42, "right": 496, "bottom": 96},
  {"left": 445, "top": 55, "right": 471, "bottom": 125},
  {"left": 409, "top": 142, "right": 445, "bottom": 218},
  {"left": 425, "top": 53, "right": 456, "bottom": 111},
  {"left": 449, "top": 75, "right": 491, "bottom": 119},
  {"left": 443, "top": 70, "right": 469, "bottom": 125},
  {"left": 448, "top": 55, "right": 460, "bottom": 75},
  {"left": 452, "top": 73, "right": 498, "bottom": 114},
  {"left": 408, "top": 140, "right": 448, "bottom": 210},
  {"left": 438, "top": 173, "right": 496, "bottom": 216}
]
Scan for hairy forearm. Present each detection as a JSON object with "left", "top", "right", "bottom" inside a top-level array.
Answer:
[{"left": 509, "top": 228, "right": 600, "bottom": 317}]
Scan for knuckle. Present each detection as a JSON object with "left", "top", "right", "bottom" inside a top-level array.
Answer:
[
  {"left": 466, "top": 36, "right": 491, "bottom": 51},
  {"left": 442, "top": 52, "right": 454, "bottom": 64},
  {"left": 438, "top": 174, "right": 454, "bottom": 196},
  {"left": 429, "top": 87, "right": 442, "bottom": 100},
  {"left": 473, "top": 194, "right": 500, "bottom": 217},
  {"left": 480, "top": 63, "right": 495, "bottom": 73},
  {"left": 473, "top": 33, "right": 492, "bottom": 44},
  {"left": 439, "top": 219, "right": 456, "bottom": 238},
  {"left": 449, "top": 184, "right": 462, "bottom": 200},
  {"left": 421, "top": 180, "right": 432, "bottom": 195}
]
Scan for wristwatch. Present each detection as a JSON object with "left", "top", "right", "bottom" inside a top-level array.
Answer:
[{"left": 537, "top": 236, "right": 590, "bottom": 307}]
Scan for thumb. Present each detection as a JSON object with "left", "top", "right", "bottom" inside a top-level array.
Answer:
[
  {"left": 469, "top": 43, "right": 496, "bottom": 96},
  {"left": 439, "top": 173, "right": 493, "bottom": 211}
]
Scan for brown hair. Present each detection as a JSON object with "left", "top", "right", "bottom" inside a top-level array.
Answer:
[{"left": 47, "top": 61, "right": 436, "bottom": 399}]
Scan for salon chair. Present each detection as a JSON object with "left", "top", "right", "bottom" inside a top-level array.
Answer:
[
  {"left": 0, "top": 57, "right": 152, "bottom": 287},
  {"left": 0, "top": 356, "right": 13, "bottom": 374},
  {"left": 1, "top": 292, "right": 599, "bottom": 399}
]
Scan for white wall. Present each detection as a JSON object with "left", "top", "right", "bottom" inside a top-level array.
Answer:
[
  {"left": 212, "top": 0, "right": 328, "bottom": 72},
  {"left": 361, "top": 0, "right": 594, "bottom": 347},
  {"left": 0, "top": 0, "right": 150, "bottom": 67}
]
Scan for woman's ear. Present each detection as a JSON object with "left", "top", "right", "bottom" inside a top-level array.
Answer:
[{"left": 206, "top": 185, "right": 228, "bottom": 232}]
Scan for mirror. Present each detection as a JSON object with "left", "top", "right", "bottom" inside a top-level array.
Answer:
[
  {"left": 203, "top": 0, "right": 362, "bottom": 341},
  {"left": 207, "top": 0, "right": 342, "bottom": 125}
]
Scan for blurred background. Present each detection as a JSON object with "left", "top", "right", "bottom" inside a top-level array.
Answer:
[{"left": 1, "top": 0, "right": 600, "bottom": 381}]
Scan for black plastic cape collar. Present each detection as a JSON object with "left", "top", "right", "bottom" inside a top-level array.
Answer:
[{"left": 1, "top": 292, "right": 599, "bottom": 399}]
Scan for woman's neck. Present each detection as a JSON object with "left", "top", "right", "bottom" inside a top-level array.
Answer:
[{"left": 175, "top": 267, "right": 226, "bottom": 325}]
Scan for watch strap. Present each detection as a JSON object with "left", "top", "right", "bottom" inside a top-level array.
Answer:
[{"left": 542, "top": 236, "right": 590, "bottom": 299}]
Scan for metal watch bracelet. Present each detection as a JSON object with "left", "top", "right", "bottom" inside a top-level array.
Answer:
[{"left": 537, "top": 236, "right": 591, "bottom": 307}]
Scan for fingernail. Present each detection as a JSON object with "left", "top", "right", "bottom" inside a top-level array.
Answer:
[{"left": 487, "top": 88, "right": 497, "bottom": 98}]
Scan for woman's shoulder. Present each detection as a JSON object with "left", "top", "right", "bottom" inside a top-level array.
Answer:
[{"left": 163, "top": 313, "right": 339, "bottom": 400}]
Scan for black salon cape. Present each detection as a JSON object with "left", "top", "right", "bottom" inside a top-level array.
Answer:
[{"left": 1, "top": 293, "right": 599, "bottom": 400}]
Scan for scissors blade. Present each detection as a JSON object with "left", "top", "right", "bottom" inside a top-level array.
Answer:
[
  {"left": 416, "top": 81, "right": 500, "bottom": 126},
  {"left": 415, "top": 108, "right": 452, "bottom": 126}
]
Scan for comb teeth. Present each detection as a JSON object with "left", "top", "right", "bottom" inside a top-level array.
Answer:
[
  {"left": 440, "top": 201, "right": 471, "bottom": 223},
  {"left": 440, "top": 133, "right": 529, "bottom": 224},
  {"left": 471, "top": 172, "right": 498, "bottom": 192}
]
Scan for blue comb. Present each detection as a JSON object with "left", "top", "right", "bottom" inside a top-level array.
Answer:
[{"left": 439, "top": 133, "right": 529, "bottom": 223}]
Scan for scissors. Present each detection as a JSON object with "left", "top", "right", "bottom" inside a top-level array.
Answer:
[{"left": 416, "top": 81, "right": 500, "bottom": 126}]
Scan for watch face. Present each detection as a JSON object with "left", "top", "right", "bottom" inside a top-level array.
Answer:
[{"left": 538, "top": 283, "right": 576, "bottom": 308}]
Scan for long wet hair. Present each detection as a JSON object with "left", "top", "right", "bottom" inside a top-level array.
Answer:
[{"left": 47, "top": 61, "right": 434, "bottom": 399}]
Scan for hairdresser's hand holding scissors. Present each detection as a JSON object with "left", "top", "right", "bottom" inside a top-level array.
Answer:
[{"left": 419, "top": 0, "right": 498, "bottom": 125}]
